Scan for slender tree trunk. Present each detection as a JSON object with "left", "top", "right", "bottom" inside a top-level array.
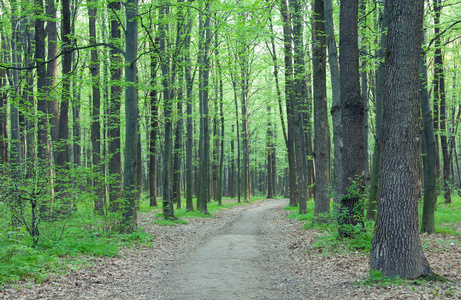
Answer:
[
  {"left": 216, "top": 48, "right": 224, "bottom": 205},
  {"left": 184, "top": 5, "right": 194, "bottom": 211},
  {"left": 370, "top": 0, "right": 430, "bottom": 278},
  {"left": 88, "top": 0, "right": 104, "bottom": 214},
  {"left": 160, "top": 1, "right": 175, "bottom": 219},
  {"left": 360, "top": 0, "right": 370, "bottom": 190},
  {"left": 45, "top": 0, "right": 59, "bottom": 151},
  {"left": 149, "top": 48, "right": 159, "bottom": 207},
  {"left": 433, "top": 0, "right": 451, "bottom": 204},
  {"left": 267, "top": 16, "right": 288, "bottom": 146},
  {"left": 420, "top": 35, "right": 437, "bottom": 234},
  {"left": 55, "top": 0, "right": 73, "bottom": 210},
  {"left": 229, "top": 125, "right": 236, "bottom": 198},
  {"left": 325, "top": 0, "right": 341, "bottom": 209},
  {"left": 232, "top": 75, "right": 241, "bottom": 203},
  {"left": 240, "top": 55, "right": 250, "bottom": 203},
  {"left": 291, "top": 0, "right": 308, "bottom": 214},
  {"left": 198, "top": 2, "right": 211, "bottom": 213},
  {"left": 108, "top": 0, "right": 122, "bottom": 211},
  {"left": 367, "top": 0, "right": 387, "bottom": 220},
  {"left": 173, "top": 1, "right": 186, "bottom": 208},
  {"left": 280, "top": 0, "right": 298, "bottom": 207},
  {"left": 35, "top": 0, "right": 48, "bottom": 170}
]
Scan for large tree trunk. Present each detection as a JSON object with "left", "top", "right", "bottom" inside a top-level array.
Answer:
[
  {"left": 88, "top": 0, "right": 104, "bottom": 214},
  {"left": 339, "top": 0, "right": 364, "bottom": 235},
  {"left": 370, "top": 0, "right": 431, "bottom": 278},
  {"left": 121, "top": 0, "right": 139, "bottom": 231},
  {"left": 313, "top": 0, "right": 330, "bottom": 220},
  {"left": 324, "top": 0, "right": 341, "bottom": 209}
]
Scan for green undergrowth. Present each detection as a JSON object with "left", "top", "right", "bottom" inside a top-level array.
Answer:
[
  {"left": 425, "top": 195, "right": 461, "bottom": 235},
  {"left": 0, "top": 209, "right": 152, "bottom": 288},
  {"left": 152, "top": 196, "right": 259, "bottom": 224},
  {"left": 285, "top": 194, "right": 461, "bottom": 255},
  {"left": 0, "top": 194, "right": 262, "bottom": 287}
]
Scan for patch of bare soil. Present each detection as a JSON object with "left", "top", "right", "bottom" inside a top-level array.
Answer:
[{"left": 1, "top": 199, "right": 460, "bottom": 299}]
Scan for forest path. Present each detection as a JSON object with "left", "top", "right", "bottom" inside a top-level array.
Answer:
[{"left": 164, "top": 200, "right": 287, "bottom": 299}]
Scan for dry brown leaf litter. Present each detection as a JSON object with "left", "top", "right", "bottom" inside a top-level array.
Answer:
[{"left": 0, "top": 199, "right": 460, "bottom": 299}]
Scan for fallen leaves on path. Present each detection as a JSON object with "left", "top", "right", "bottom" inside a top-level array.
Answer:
[{"left": 1, "top": 199, "right": 460, "bottom": 299}]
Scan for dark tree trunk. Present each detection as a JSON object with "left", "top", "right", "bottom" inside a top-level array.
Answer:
[
  {"left": 433, "top": 0, "right": 451, "bottom": 204},
  {"left": 290, "top": 0, "right": 308, "bottom": 214},
  {"left": 34, "top": 0, "right": 48, "bottom": 167},
  {"left": 198, "top": 3, "right": 211, "bottom": 213},
  {"left": 121, "top": 0, "right": 139, "bottom": 231},
  {"left": 88, "top": 0, "right": 104, "bottom": 214},
  {"left": 280, "top": 0, "right": 298, "bottom": 207},
  {"left": 184, "top": 6, "right": 194, "bottom": 211},
  {"left": 160, "top": 1, "right": 175, "bottom": 219},
  {"left": 55, "top": 0, "right": 73, "bottom": 210},
  {"left": 370, "top": 0, "right": 431, "bottom": 278},
  {"left": 420, "top": 38, "right": 437, "bottom": 234},
  {"left": 149, "top": 48, "right": 159, "bottom": 207},
  {"left": 339, "top": 0, "right": 364, "bottom": 235},
  {"left": 325, "top": 0, "right": 341, "bottom": 209},
  {"left": 229, "top": 125, "right": 236, "bottom": 198},
  {"left": 46, "top": 0, "right": 59, "bottom": 149},
  {"left": 216, "top": 49, "right": 224, "bottom": 205},
  {"left": 313, "top": 0, "right": 330, "bottom": 220},
  {"left": 173, "top": 1, "right": 186, "bottom": 208},
  {"left": 108, "top": 0, "right": 122, "bottom": 211}
]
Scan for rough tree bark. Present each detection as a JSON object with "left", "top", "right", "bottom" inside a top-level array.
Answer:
[
  {"left": 370, "top": 0, "right": 431, "bottom": 278},
  {"left": 420, "top": 36, "right": 437, "bottom": 234},
  {"left": 280, "top": 0, "right": 298, "bottom": 207},
  {"left": 313, "top": 0, "right": 330, "bottom": 220},
  {"left": 339, "top": 0, "right": 365, "bottom": 234},
  {"left": 160, "top": 1, "right": 175, "bottom": 219},
  {"left": 433, "top": 0, "right": 451, "bottom": 204},
  {"left": 121, "top": 0, "right": 139, "bottom": 231},
  {"left": 108, "top": 0, "right": 122, "bottom": 211},
  {"left": 324, "top": 0, "right": 341, "bottom": 209},
  {"left": 88, "top": 0, "right": 104, "bottom": 214},
  {"left": 290, "top": 0, "right": 308, "bottom": 214}
]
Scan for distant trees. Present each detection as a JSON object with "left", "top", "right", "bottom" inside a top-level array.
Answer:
[{"left": 0, "top": 0, "right": 460, "bottom": 259}]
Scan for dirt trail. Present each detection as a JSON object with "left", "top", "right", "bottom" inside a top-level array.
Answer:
[
  {"left": 165, "top": 200, "right": 286, "bottom": 299},
  {"left": 2, "top": 198, "right": 459, "bottom": 299}
]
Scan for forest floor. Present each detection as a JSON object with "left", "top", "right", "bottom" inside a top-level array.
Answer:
[{"left": 1, "top": 199, "right": 460, "bottom": 299}]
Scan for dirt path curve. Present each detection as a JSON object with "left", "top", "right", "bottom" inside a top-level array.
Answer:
[{"left": 165, "top": 200, "right": 287, "bottom": 299}]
